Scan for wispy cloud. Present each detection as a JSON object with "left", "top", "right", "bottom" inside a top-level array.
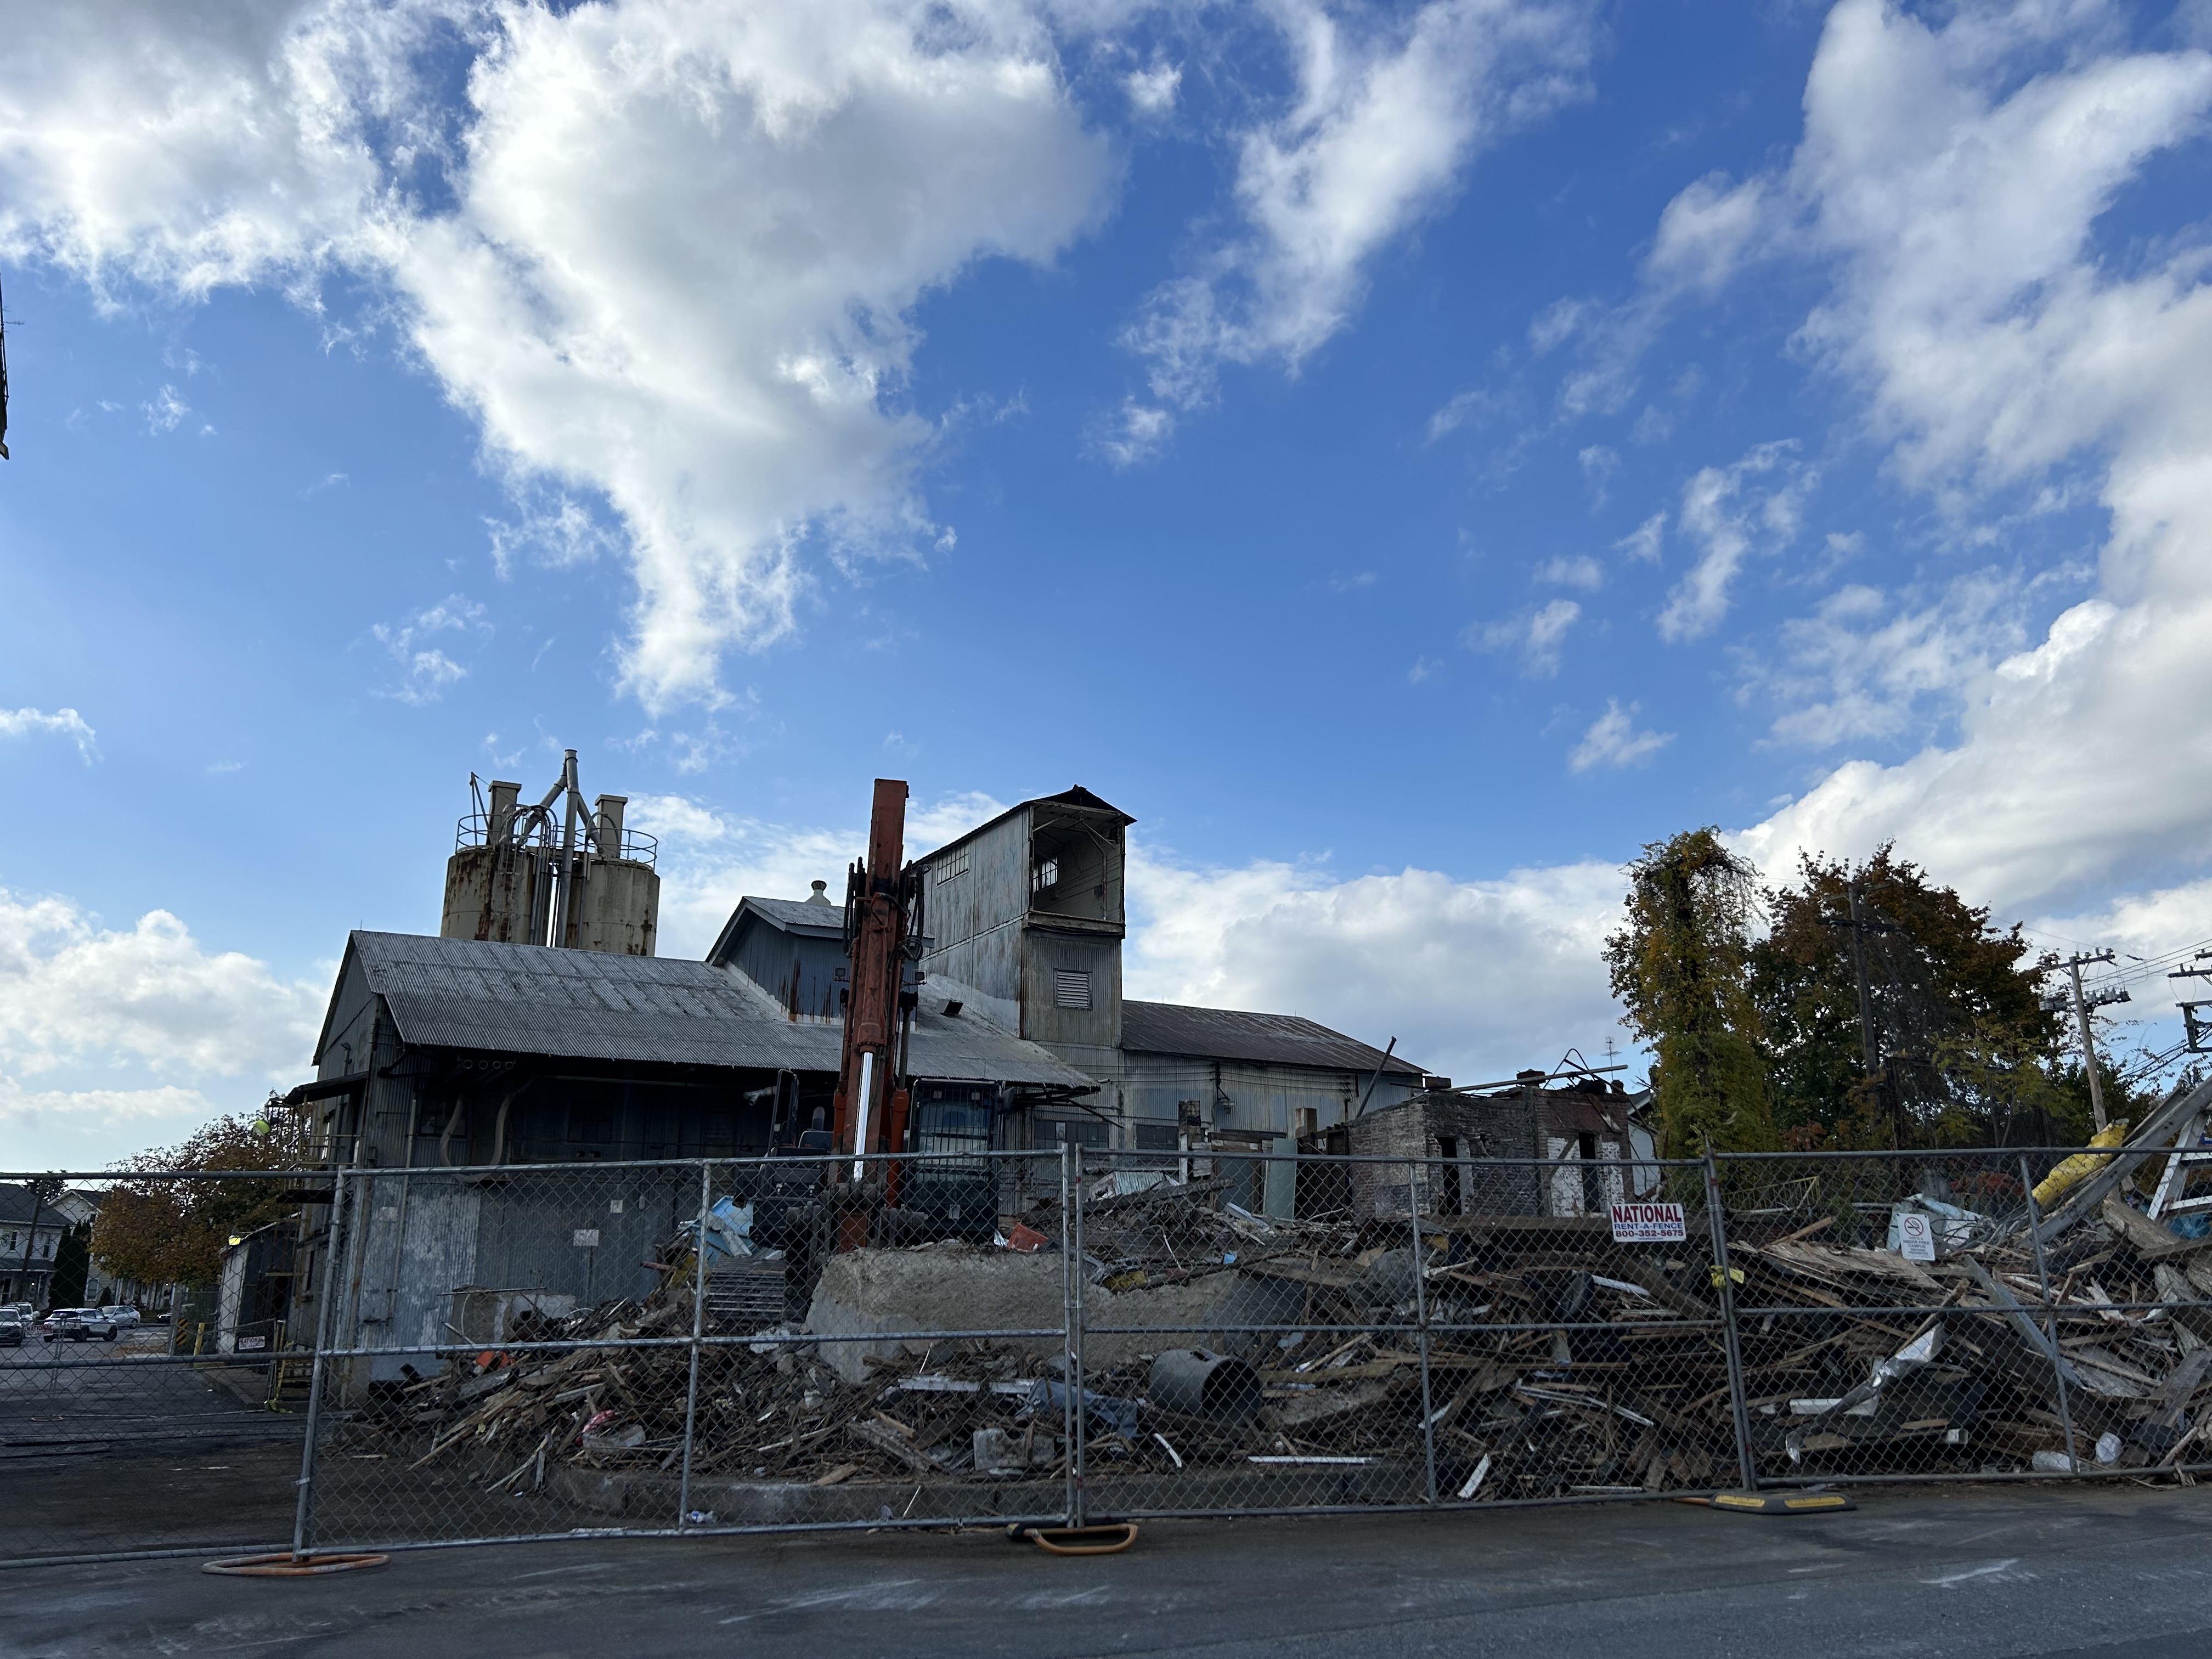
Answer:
[
  {"left": 1658, "top": 442, "right": 1812, "bottom": 642},
  {"left": 1568, "top": 699, "right": 1673, "bottom": 772},
  {"left": 371, "top": 595, "right": 488, "bottom": 706},
  {"left": 0, "top": 707, "right": 98, "bottom": 762},
  {"left": 1120, "top": 0, "right": 1594, "bottom": 452},
  {"left": 1470, "top": 597, "right": 1581, "bottom": 677}
]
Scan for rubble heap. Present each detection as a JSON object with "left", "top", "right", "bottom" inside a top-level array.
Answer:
[{"left": 369, "top": 1170, "right": 2212, "bottom": 1502}]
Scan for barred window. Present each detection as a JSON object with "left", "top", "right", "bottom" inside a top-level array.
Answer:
[
  {"left": 936, "top": 848, "right": 969, "bottom": 882},
  {"left": 1054, "top": 969, "right": 1091, "bottom": 1010}
]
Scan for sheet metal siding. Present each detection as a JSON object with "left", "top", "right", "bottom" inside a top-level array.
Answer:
[
  {"left": 730, "top": 917, "right": 844, "bottom": 1020},
  {"left": 924, "top": 927, "right": 1022, "bottom": 1025},
  {"left": 1020, "top": 929, "right": 1120, "bottom": 1051},
  {"left": 314, "top": 951, "right": 379, "bottom": 1071},
  {"left": 1120, "top": 1057, "right": 1408, "bottom": 1137},
  {"left": 920, "top": 809, "right": 1030, "bottom": 973}
]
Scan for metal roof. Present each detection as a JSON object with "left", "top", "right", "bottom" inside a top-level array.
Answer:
[
  {"left": 916, "top": 786, "right": 1136, "bottom": 869},
  {"left": 704, "top": 893, "right": 842, "bottom": 966},
  {"left": 1120, "top": 1001, "right": 1421, "bottom": 1076},
  {"left": 338, "top": 932, "right": 1093, "bottom": 1088}
]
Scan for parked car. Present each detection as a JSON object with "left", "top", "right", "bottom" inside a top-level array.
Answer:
[
  {"left": 97, "top": 1306, "right": 141, "bottom": 1330},
  {"left": 1, "top": 1301, "right": 31, "bottom": 1322},
  {"left": 41, "top": 1308, "right": 118, "bottom": 1342},
  {"left": 0, "top": 1313, "right": 25, "bottom": 1347}
]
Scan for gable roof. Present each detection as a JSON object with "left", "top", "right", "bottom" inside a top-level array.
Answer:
[
  {"left": 0, "top": 1182, "right": 75, "bottom": 1228},
  {"left": 917, "top": 786, "right": 1136, "bottom": 870},
  {"left": 320, "top": 931, "right": 1092, "bottom": 1088},
  {"left": 705, "top": 893, "right": 843, "bottom": 967},
  {"left": 1121, "top": 1001, "right": 1421, "bottom": 1076}
]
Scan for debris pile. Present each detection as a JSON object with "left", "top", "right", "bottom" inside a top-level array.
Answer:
[{"left": 365, "top": 1156, "right": 2212, "bottom": 1503}]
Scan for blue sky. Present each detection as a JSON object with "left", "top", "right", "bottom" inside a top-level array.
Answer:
[{"left": 5, "top": 0, "right": 2212, "bottom": 1170}]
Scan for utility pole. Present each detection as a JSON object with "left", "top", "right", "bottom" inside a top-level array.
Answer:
[
  {"left": 2172, "top": 952, "right": 2212, "bottom": 1054},
  {"left": 2052, "top": 950, "right": 2120, "bottom": 1133}
]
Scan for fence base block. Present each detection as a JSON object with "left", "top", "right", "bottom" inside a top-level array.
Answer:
[{"left": 1678, "top": 1491, "right": 1856, "bottom": 1516}]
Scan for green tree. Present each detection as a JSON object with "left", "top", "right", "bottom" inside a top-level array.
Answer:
[
  {"left": 1751, "top": 847, "right": 2064, "bottom": 1148},
  {"left": 1604, "top": 828, "right": 1776, "bottom": 1155},
  {"left": 48, "top": 1222, "right": 90, "bottom": 1308},
  {"left": 91, "top": 1104, "right": 314, "bottom": 1289}
]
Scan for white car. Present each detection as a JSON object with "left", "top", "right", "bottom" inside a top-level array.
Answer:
[
  {"left": 97, "top": 1305, "right": 142, "bottom": 1329},
  {"left": 41, "top": 1308, "right": 118, "bottom": 1342}
]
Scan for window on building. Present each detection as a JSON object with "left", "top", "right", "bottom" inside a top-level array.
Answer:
[
  {"left": 1040, "top": 1119, "right": 1112, "bottom": 1149},
  {"left": 1032, "top": 857, "right": 1059, "bottom": 893},
  {"left": 936, "top": 848, "right": 969, "bottom": 883},
  {"left": 1132, "top": 1122, "right": 1179, "bottom": 1151},
  {"left": 1053, "top": 968, "right": 1091, "bottom": 1010}
]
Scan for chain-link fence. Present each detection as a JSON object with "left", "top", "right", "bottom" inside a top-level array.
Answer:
[{"left": 10, "top": 1139, "right": 2212, "bottom": 1565}]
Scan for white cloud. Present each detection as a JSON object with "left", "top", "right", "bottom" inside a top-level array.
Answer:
[
  {"left": 0, "top": 0, "right": 411, "bottom": 296},
  {"left": 1533, "top": 553, "right": 1601, "bottom": 590},
  {"left": 1125, "top": 61, "right": 1181, "bottom": 115},
  {"left": 1657, "top": 441, "right": 1811, "bottom": 643},
  {"left": 396, "top": 0, "right": 1117, "bottom": 712},
  {"left": 1752, "top": 571, "right": 2032, "bottom": 749},
  {"left": 1124, "top": 0, "right": 1591, "bottom": 417},
  {"left": 640, "top": 788, "right": 1013, "bottom": 957},
  {"left": 0, "top": 890, "right": 321, "bottom": 1083},
  {"left": 1, "top": 0, "right": 1116, "bottom": 715},
  {"left": 1568, "top": 698, "right": 1672, "bottom": 772},
  {"left": 1718, "top": 1, "right": 2212, "bottom": 916},
  {"left": 143, "top": 383, "right": 192, "bottom": 435},
  {"left": 0, "top": 1077, "right": 218, "bottom": 1129},
  {"left": 1088, "top": 397, "right": 1176, "bottom": 469},
  {"left": 1469, "top": 596, "right": 1580, "bottom": 676},
  {"left": 370, "top": 592, "right": 486, "bottom": 705},
  {"left": 1644, "top": 170, "right": 1770, "bottom": 298},
  {"left": 1126, "top": 844, "right": 1628, "bottom": 1085},
  {"left": 0, "top": 707, "right": 98, "bottom": 762},
  {"left": 1614, "top": 510, "right": 1664, "bottom": 563}
]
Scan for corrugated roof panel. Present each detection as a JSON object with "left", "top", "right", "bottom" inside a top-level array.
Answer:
[
  {"left": 1120, "top": 1000, "right": 1420, "bottom": 1075},
  {"left": 345, "top": 932, "right": 1091, "bottom": 1087}
]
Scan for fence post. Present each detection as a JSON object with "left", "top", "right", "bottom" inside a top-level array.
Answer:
[
  {"left": 678, "top": 1158, "right": 712, "bottom": 1527},
  {"left": 2018, "top": 1154, "right": 2080, "bottom": 1472},
  {"left": 1702, "top": 1149, "right": 1758, "bottom": 1493},
  {"left": 290, "top": 1163, "right": 353, "bottom": 1561},
  {"left": 1058, "top": 1142, "right": 1079, "bottom": 1529},
  {"left": 1062, "top": 1141, "right": 1079, "bottom": 1531},
  {"left": 1408, "top": 1161, "right": 1438, "bottom": 1503}
]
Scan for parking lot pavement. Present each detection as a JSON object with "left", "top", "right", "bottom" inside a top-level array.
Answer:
[
  {"left": 1, "top": 1329, "right": 306, "bottom": 1561},
  {"left": 5, "top": 1482, "right": 2210, "bottom": 1659}
]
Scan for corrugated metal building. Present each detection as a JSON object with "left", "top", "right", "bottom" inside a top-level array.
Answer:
[
  {"left": 298, "top": 930, "right": 1095, "bottom": 1379},
  {"left": 906, "top": 786, "right": 1423, "bottom": 1201}
]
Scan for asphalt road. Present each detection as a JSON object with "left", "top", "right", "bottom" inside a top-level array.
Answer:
[{"left": 5, "top": 1482, "right": 2209, "bottom": 1658}]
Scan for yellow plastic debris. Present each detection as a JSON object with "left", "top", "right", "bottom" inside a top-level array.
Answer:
[{"left": 2032, "top": 1120, "right": 2130, "bottom": 1209}]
